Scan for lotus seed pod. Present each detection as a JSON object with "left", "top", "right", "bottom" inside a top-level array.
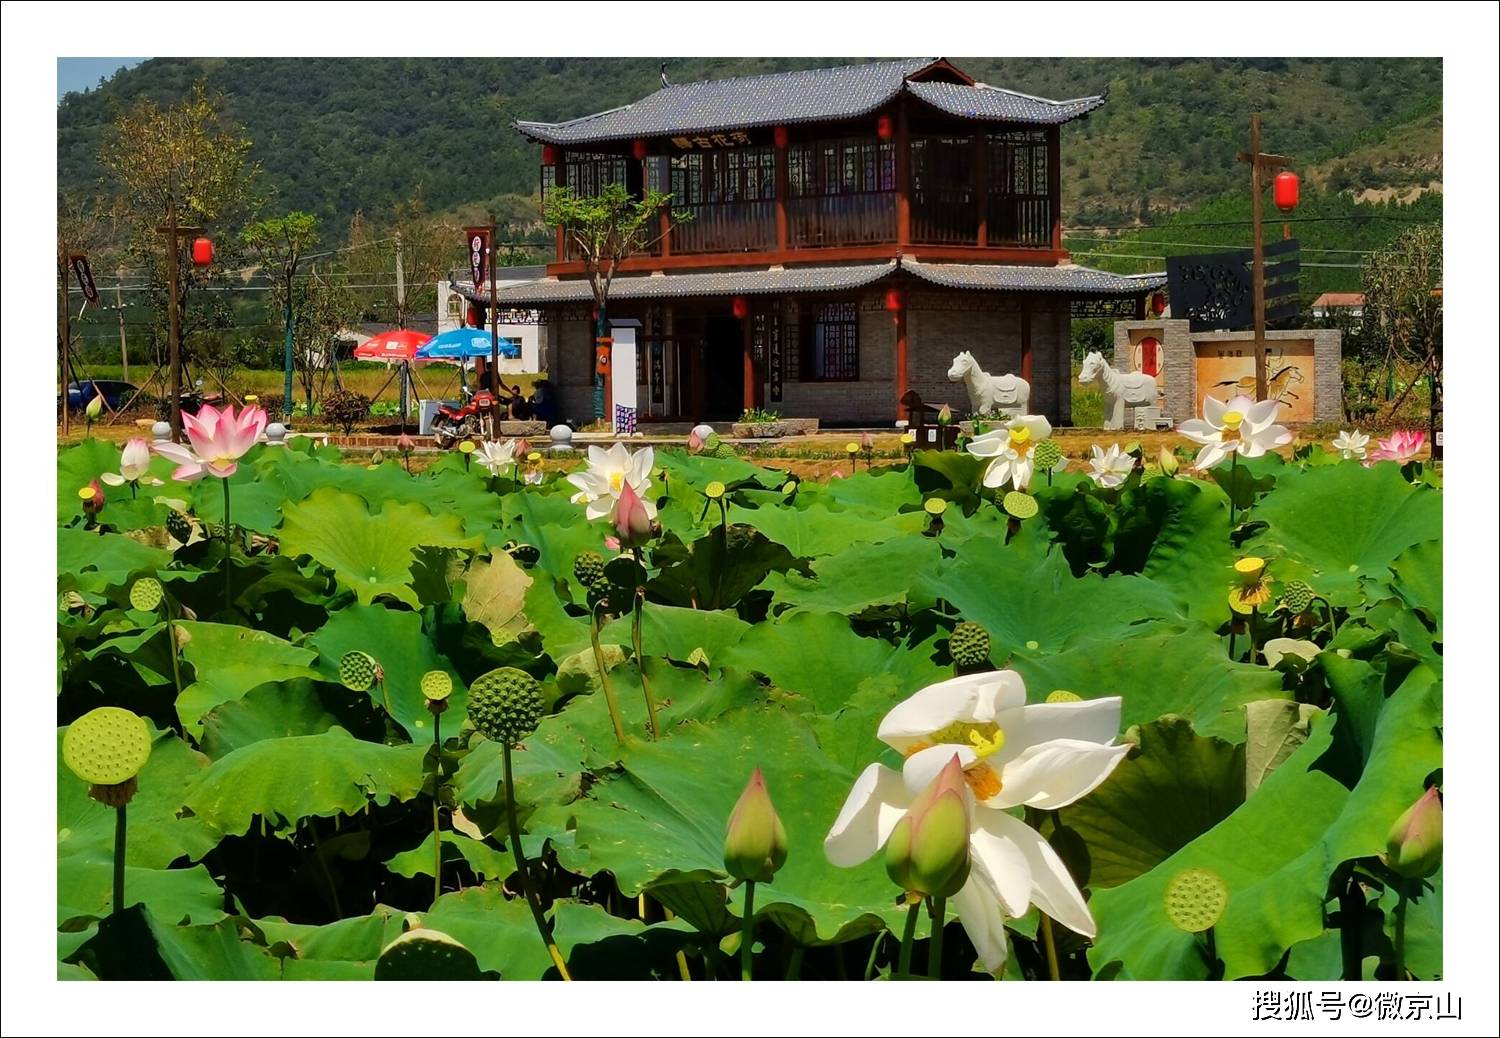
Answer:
[
  {"left": 923, "top": 497, "right": 948, "bottom": 516},
  {"left": 1032, "top": 439, "right": 1063, "bottom": 470},
  {"left": 129, "top": 578, "right": 164, "bottom": 612},
  {"left": 338, "top": 650, "right": 381, "bottom": 692},
  {"left": 723, "top": 766, "right": 788, "bottom": 884},
  {"left": 374, "top": 929, "right": 485, "bottom": 981},
  {"left": 1003, "top": 491, "right": 1039, "bottom": 520},
  {"left": 420, "top": 670, "right": 453, "bottom": 703},
  {"left": 1046, "top": 690, "right": 1083, "bottom": 703},
  {"left": 1280, "top": 579, "right": 1315, "bottom": 615},
  {"left": 704, "top": 433, "right": 738, "bottom": 459},
  {"left": 466, "top": 667, "right": 545, "bottom": 746},
  {"left": 704, "top": 481, "right": 726, "bottom": 501},
  {"left": 573, "top": 551, "right": 605, "bottom": 589},
  {"left": 63, "top": 706, "right": 152, "bottom": 787},
  {"left": 949, "top": 622, "right": 991, "bottom": 669},
  {"left": 165, "top": 510, "right": 194, "bottom": 544},
  {"left": 1164, "top": 866, "right": 1229, "bottom": 933}
]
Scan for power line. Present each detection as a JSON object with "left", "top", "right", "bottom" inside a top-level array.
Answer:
[{"left": 1065, "top": 235, "right": 1380, "bottom": 255}]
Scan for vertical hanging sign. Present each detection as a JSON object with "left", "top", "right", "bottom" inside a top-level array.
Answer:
[
  {"left": 69, "top": 253, "right": 99, "bottom": 304},
  {"left": 465, "top": 227, "right": 490, "bottom": 288}
]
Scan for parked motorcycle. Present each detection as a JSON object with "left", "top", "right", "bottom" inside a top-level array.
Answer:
[{"left": 430, "top": 389, "right": 497, "bottom": 449}]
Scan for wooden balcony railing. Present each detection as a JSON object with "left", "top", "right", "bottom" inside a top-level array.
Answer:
[
  {"left": 787, "top": 191, "right": 898, "bottom": 249},
  {"left": 987, "top": 194, "right": 1052, "bottom": 248},
  {"left": 669, "top": 199, "right": 777, "bottom": 254}
]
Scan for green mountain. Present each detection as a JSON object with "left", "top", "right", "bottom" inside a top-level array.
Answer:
[{"left": 58, "top": 56, "right": 1441, "bottom": 231}]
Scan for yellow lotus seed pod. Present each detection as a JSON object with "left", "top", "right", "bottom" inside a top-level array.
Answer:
[
  {"left": 924, "top": 497, "right": 948, "bottom": 516},
  {"left": 1164, "top": 867, "right": 1229, "bottom": 933},
  {"left": 1003, "top": 491, "right": 1038, "bottom": 520},
  {"left": 63, "top": 707, "right": 152, "bottom": 786},
  {"left": 420, "top": 670, "right": 453, "bottom": 703}
]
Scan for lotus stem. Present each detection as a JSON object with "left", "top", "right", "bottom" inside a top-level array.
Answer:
[
  {"left": 221, "top": 478, "right": 233, "bottom": 615},
  {"left": 113, "top": 805, "right": 127, "bottom": 915},
  {"left": 432, "top": 711, "right": 442, "bottom": 906},
  {"left": 1041, "top": 913, "right": 1061, "bottom": 980},
  {"left": 1393, "top": 881, "right": 1410, "bottom": 981},
  {"left": 1338, "top": 875, "right": 1364, "bottom": 981},
  {"left": 1228, "top": 451, "right": 1239, "bottom": 535},
  {"left": 896, "top": 896, "right": 921, "bottom": 979},
  {"left": 740, "top": 879, "right": 756, "bottom": 981},
  {"left": 502, "top": 741, "right": 572, "bottom": 980},
  {"left": 163, "top": 599, "right": 183, "bottom": 701},
  {"left": 785, "top": 942, "right": 804, "bottom": 981},
  {"left": 1315, "top": 595, "right": 1340, "bottom": 638},
  {"left": 1205, "top": 926, "right": 1219, "bottom": 976},
  {"left": 863, "top": 932, "right": 885, "bottom": 980},
  {"left": 589, "top": 601, "right": 626, "bottom": 746},
  {"left": 631, "top": 549, "right": 659, "bottom": 740},
  {"left": 928, "top": 896, "right": 947, "bottom": 979}
]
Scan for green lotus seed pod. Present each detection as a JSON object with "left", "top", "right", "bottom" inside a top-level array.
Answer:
[
  {"left": 949, "top": 622, "right": 991, "bottom": 669},
  {"left": 704, "top": 433, "right": 738, "bottom": 459},
  {"left": 1164, "top": 866, "right": 1229, "bottom": 933},
  {"left": 374, "top": 929, "right": 484, "bottom": 981},
  {"left": 1032, "top": 439, "right": 1063, "bottom": 469},
  {"left": 573, "top": 551, "right": 605, "bottom": 589},
  {"left": 1280, "top": 579, "right": 1315, "bottom": 615},
  {"left": 129, "top": 578, "right": 164, "bottom": 612},
  {"left": 1046, "top": 690, "right": 1083, "bottom": 703},
  {"left": 420, "top": 671, "right": 453, "bottom": 703},
  {"left": 1003, "top": 491, "right": 1039, "bottom": 520},
  {"left": 467, "top": 667, "right": 544, "bottom": 746},
  {"left": 63, "top": 706, "right": 152, "bottom": 787},
  {"left": 338, "top": 650, "right": 380, "bottom": 692},
  {"left": 923, "top": 497, "right": 948, "bottom": 516}
]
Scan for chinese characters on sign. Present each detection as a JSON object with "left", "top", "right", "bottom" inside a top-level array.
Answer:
[
  {"left": 1251, "top": 991, "right": 1461, "bottom": 1022},
  {"left": 670, "top": 131, "right": 754, "bottom": 150},
  {"left": 465, "top": 228, "right": 490, "bottom": 289},
  {"left": 69, "top": 253, "right": 99, "bottom": 304}
]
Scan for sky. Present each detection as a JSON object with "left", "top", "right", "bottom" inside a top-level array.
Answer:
[{"left": 57, "top": 57, "right": 148, "bottom": 99}]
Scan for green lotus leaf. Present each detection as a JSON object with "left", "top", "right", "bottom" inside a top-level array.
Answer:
[{"left": 174, "top": 621, "right": 323, "bottom": 733}]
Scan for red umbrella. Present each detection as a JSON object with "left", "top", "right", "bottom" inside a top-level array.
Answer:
[{"left": 354, "top": 329, "right": 430, "bottom": 361}]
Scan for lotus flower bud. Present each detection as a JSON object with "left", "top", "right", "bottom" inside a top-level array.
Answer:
[
  {"left": 860, "top": 431, "right": 874, "bottom": 451},
  {"left": 937, "top": 403, "right": 953, "bottom": 426},
  {"left": 1158, "top": 446, "right": 1180, "bottom": 477},
  {"left": 85, "top": 394, "right": 104, "bottom": 421},
  {"left": 397, "top": 432, "right": 416, "bottom": 454},
  {"left": 884, "top": 754, "right": 971, "bottom": 899},
  {"left": 1383, "top": 787, "right": 1442, "bottom": 879},
  {"left": 688, "top": 429, "right": 705, "bottom": 452},
  {"left": 612, "top": 480, "right": 654, "bottom": 548},
  {"left": 724, "top": 766, "right": 788, "bottom": 884},
  {"left": 513, "top": 438, "right": 530, "bottom": 458}
]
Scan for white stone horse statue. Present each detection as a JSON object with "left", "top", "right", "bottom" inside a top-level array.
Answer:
[
  {"left": 947, "top": 351, "right": 1030, "bottom": 417},
  {"left": 1078, "top": 350, "right": 1158, "bottom": 430}
]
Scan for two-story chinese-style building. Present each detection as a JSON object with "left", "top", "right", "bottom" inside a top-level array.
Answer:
[{"left": 454, "top": 58, "right": 1166, "bottom": 427}]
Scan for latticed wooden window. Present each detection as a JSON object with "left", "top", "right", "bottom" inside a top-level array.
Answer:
[
  {"left": 565, "top": 152, "right": 628, "bottom": 197},
  {"left": 799, "top": 301, "right": 859, "bottom": 381},
  {"left": 787, "top": 139, "right": 895, "bottom": 197}
]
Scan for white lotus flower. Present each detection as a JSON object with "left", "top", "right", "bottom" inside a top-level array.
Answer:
[
  {"left": 965, "top": 415, "right": 1053, "bottom": 491},
  {"left": 474, "top": 439, "right": 518, "bottom": 476},
  {"left": 1085, "top": 443, "right": 1135, "bottom": 489},
  {"left": 565, "top": 443, "right": 657, "bottom": 522},
  {"left": 100, "top": 438, "right": 164, "bottom": 489},
  {"left": 824, "top": 671, "right": 1127, "bottom": 974},
  {"left": 1330, "top": 430, "right": 1369, "bottom": 461},
  {"left": 1178, "top": 394, "right": 1292, "bottom": 471}
]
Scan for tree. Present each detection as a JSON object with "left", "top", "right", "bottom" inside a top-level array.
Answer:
[
  {"left": 542, "top": 182, "right": 684, "bottom": 419},
  {"left": 288, "top": 267, "right": 358, "bottom": 414},
  {"left": 343, "top": 192, "right": 458, "bottom": 331},
  {"left": 97, "top": 84, "right": 262, "bottom": 389},
  {"left": 1361, "top": 223, "right": 1442, "bottom": 443},
  {"left": 243, "top": 211, "right": 319, "bottom": 412}
]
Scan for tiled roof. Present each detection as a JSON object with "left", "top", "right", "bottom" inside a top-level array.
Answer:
[
  {"left": 906, "top": 80, "right": 1106, "bottom": 125},
  {"left": 517, "top": 59, "right": 1104, "bottom": 145},
  {"left": 901, "top": 258, "right": 1166, "bottom": 295},
  {"left": 453, "top": 262, "right": 898, "bottom": 305},
  {"left": 452, "top": 258, "right": 1164, "bottom": 306}
]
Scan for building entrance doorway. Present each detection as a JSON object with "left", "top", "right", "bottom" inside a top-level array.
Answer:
[{"left": 702, "top": 316, "right": 744, "bottom": 421}]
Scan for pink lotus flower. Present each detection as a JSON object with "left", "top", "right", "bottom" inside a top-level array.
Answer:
[
  {"left": 100, "top": 438, "right": 164, "bottom": 489},
  {"left": 396, "top": 432, "right": 416, "bottom": 453},
  {"left": 860, "top": 431, "right": 875, "bottom": 451},
  {"left": 79, "top": 480, "right": 105, "bottom": 518},
  {"left": 1365, "top": 429, "right": 1426, "bottom": 466},
  {"left": 612, "top": 479, "right": 655, "bottom": 547},
  {"left": 153, "top": 403, "right": 267, "bottom": 481},
  {"left": 688, "top": 429, "right": 705, "bottom": 452}
]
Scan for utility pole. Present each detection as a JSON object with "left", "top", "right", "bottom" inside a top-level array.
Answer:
[
  {"left": 395, "top": 231, "right": 409, "bottom": 420},
  {"left": 116, "top": 270, "right": 130, "bottom": 383},
  {"left": 282, "top": 258, "right": 295, "bottom": 420},
  {"left": 59, "top": 241, "right": 71, "bottom": 437},
  {"left": 1236, "top": 114, "right": 1290, "bottom": 402}
]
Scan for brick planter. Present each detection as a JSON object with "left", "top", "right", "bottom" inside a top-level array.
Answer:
[{"left": 730, "top": 418, "right": 819, "bottom": 438}]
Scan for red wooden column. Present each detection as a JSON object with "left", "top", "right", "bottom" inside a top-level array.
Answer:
[
  {"left": 894, "top": 296, "right": 909, "bottom": 423},
  {"left": 1019, "top": 295, "right": 1034, "bottom": 383},
  {"left": 742, "top": 311, "right": 758, "bottom": 411},
  {"left": 553, "top": 149, "right": 568, "bottom": 263},
  {"left": 895, "top": 104, "right": 911, "bottom": 250},
  {"left": 1047, "top": 126, "right": 1063, "bottom": 253}
]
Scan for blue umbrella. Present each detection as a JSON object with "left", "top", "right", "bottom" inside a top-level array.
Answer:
[{"left": 416, "top": 328, "right": 521, "bottom": 360}]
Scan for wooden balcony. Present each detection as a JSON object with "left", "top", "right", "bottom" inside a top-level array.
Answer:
[
  {"left": 670, "top": 199, "right": 778, "bottom": 254},
  {"left": 787, "top": 191, "right": 898, "bottom": 249}
]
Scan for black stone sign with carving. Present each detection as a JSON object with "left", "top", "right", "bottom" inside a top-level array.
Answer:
[{"left": 1166, "top": 240, "right": 1300, "bottom": 332}]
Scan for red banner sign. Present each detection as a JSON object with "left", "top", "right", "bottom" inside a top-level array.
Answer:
[
  {"left": 69, "top": 253, "right": 99, "bottom": 304},
  {"left": 465, "top": 228, "right": 490, "bottom": 288}
]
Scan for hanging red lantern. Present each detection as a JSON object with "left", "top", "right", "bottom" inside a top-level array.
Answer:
[
  {"left": 467, "top": 303, "right": 487, "bottom": 328},
  {"left": 876, "top": 114, "right": 893, "bottom": 141},
  {"left": 541, "top": 144, "right": 559, "bottom": 166},
  {"left": 191, "top": 237, "right": 214, "bottom": 267},
  {"left": 1150, "top": 292, "right": 1166, "bottom": 316},
  {"left": 731, "top": 296, "right": 749, "bottom": 320},
  {"left": 773, "top": 125, "right": 788, "bottom": 149},
  {"left": 885, "top": 288, "right": 903, "bottom": 313},
  {"left": 1139, "top": 336, "right": 1161, "bottom": 378},
  {"left": 1274, "top": 170, "right": 1300, "bottom": 213},
  {"left": 632, "top": 138, "right": 648, "bottom": 161}
]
